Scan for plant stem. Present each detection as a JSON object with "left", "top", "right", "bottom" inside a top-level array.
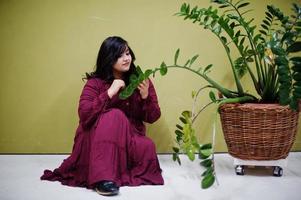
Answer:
[
  {"left": 164, "top": 65, "right": 236, "bottom": 98},
  {"left": 219, "top": 95, "right": 256, "bottom": 105},
  {"left": 228, "top": 1, "right": 264, "bottom": 93}
]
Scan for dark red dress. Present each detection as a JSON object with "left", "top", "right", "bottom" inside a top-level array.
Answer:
[{"left": 41, "top": 78, "right": 164, "bottom": 188}]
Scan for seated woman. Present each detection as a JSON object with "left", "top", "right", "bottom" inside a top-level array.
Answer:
[{"left": 41, "top": 36, "right": 164, "bottom": 196}]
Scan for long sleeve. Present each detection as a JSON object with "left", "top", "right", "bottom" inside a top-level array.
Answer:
[
  {"left": 78, "top": 78, "right": 110, "bottom": 129},
  {"left": 141, "top": 80, "right": 161, "bottom": 123}
]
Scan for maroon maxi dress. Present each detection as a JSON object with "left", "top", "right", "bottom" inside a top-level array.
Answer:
[{"left": 41, "top": 78, "right": 164, "bottom": 188}]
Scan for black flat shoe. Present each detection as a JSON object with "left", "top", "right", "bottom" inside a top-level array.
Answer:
[{"left": 95, "top": 181, "right": 119, "bottom": 196}]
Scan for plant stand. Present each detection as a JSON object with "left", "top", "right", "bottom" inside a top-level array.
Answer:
[{"left": 232, "top": 156, "right": 287, "bottom": 177}]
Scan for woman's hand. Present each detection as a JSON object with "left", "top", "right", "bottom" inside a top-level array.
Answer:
[
  {"left": 107, "top": 79, "right": 125, "bottom": 98},
  {"left": 138, "top": 79, "right": 150, "bottom": 99}
]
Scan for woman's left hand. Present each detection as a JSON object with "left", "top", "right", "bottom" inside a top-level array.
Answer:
[{"left": 138, "top": 79, "right": 149, "bottom": 99}]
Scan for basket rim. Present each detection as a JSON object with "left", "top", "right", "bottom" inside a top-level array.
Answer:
[{"left": 219, "top": 102, "right": 299, "bottom": 112}]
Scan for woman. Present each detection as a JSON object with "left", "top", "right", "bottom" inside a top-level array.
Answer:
[{"left": 41, "top": 36, "right": 164, "bottom": 196}]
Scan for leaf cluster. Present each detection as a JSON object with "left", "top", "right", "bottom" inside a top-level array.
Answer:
[
  {"left": 175, "top": 0, "right": 301, "bottom": 110},
  {"left": 172, "top": 110, "right": 215, "bottom": 189}
]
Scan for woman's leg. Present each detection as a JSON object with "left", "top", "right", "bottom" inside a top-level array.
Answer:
[
  {"left": 88, "top": 108, "right": 130, "bottom": 186},
  {"left": 128, "top": 134, "right": 164, "bottom": 186}
]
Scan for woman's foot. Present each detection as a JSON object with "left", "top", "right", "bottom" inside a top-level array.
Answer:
[{"left": 95, "top": 181, "right": 119, "bottom": 196}]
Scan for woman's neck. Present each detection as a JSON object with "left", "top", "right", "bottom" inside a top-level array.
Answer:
[{"left": 113, "top": 71, "right": 124, "bottom": 79}]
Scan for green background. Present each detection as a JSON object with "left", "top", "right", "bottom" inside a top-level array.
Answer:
[{"left": 0, "top": 0, "right": 300, "bottom": 153}]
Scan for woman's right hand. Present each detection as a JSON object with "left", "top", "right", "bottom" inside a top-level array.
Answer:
[{"left": 107, "top": 79, "right": 125, "bottom": 98}]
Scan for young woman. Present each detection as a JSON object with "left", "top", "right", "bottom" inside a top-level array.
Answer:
[{"left": 41, "top": 36, "right": 164, "bottom": 196}]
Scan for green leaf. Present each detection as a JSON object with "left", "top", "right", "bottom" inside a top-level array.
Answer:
[
  {"left": 265, "top": 11, "right": 273, "bottom": 19},
  {"left": 290, "top": 57, "right": 301, "bottom": 65},
  {"left": 172, "top": 153, "right": 177, "bottom": 161},
  {"left": 253, "top": 34, "right": 261, "bottom": 43},
  {"left": 173, "top": 147, "right": 180, "bottom": 153},
  {"left": 221, "top": 36, "right": 227, "bottom": 44},
  {"left": 237, "top": 2, "right": 250, "bottom": 9},
  {"left": 293, "top": 73, "right": 301, "bottom": 81},
  {"left": 176, "top": 156, "right": 182, "bottom": 165},
  {"left": 119, "top": 86, "right": 133, "bottom": 100},
  {"left": 199, "top": 148, "right": 212, "bottom": 159},
  {"left": 261, "top": 24, "right": 269, "bottom": 30},
  {"left": 263, "top": 19, "right": 271, "bottom": 26},
  {"left": 219, "top": 5, "right": 229, "bottom": 9},
  {"left": 185, "top": 4, "right": 190, "bottom": 14},
  {"left": 281, "top": 32, "right": 294, "bottom": 43},
  {"left": 204, "top": 64, "right": 213, "bottom": 73},
  {"left": 172, "top": 153, "right": 182, "bottom": 165},
  {"left": 287, "top": 42, "right": 301, "bottom": 53},
  {"left": 239, "top": 37, "right": 246, "bottom": 47},
  {"left": 175, "top": 130, "right": 184, "bottom": 137},
  {"left": 144, "top": 69, "right": 153, "bottom": 79},
  {"left": 246, "top": 57, "right": 254, "bottom": 62},
  {"left": 187, "top": 148, "right": 195, "bottom": 161},
  {"left": 201, "top": 166, "right": 213, "bottom": 177},
  {"left": 129, "top": 74, "right": 138, "bottom": 83},
  {"left": 259, "top": 30, "right": 267, "bottom": 35},
  {"left": 230, "top": 22, "right": 236, "bottom": 29},
  {"left": 184, "top": 59, "right": 190, "bottom": 67},
  {"left": 200, "top": 159, "right": 212, "bottom": 167},
  {"left": 179, "top": 116, "right": 187, "bottom": 124},
  {"left": 272, "top": 46, "right": 286, "bottom": 55},
  {"left": 189, "top": 55, "right": 199, "bottom": 66},
  {"left": 160, "top": 62, "right": 168, "bottom": 76},
  {"left": 138, "top": 73, "right": 144, "bottom": 82},
  {"left": 275, "top": 56, "right": 288, "bottom": 65},
  {"left": 192, "top": 90, "right": 196, "bottom": 98},
  {"left": 225, "top": 46, "right": 230, "bottom": 53},
  {"left": 213, "top": 25, "right": 222, "bottom": 35},
  {"left": 176, "top": 124, "right": 183, "bottom": 130},
  {"left": 290, "top": 57, "right": 301, "bottom": 62},
  {"left": 235, "top": 30, "right": 241, "bottom": 38},
  {"left": 200, "top": 148, "right": 212, "bottom": 157},
  {"left": 200, "top": 143, "right": 212, "bottom": 150},
  {"left": 136, "top": 66, "right": 143, "bottom": 75},
  {"left": 201, "top": 173, "right": 215, "bottom": 189},
  {"left": 180, "top": 3, "right": 187, "bottom": 13},
  {"left": 209, "top": 91, "right": 216, "bottom": 102},
  {"left": 174, "top": 48, "right": 180, "bottom": 65},
  {"left": 181, "top": 110, "right": 192, "bottom": 118}
]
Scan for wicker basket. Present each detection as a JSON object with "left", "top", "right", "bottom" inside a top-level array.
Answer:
[{"left": 219, "top": 103, "right": 299, "bottom": 160}]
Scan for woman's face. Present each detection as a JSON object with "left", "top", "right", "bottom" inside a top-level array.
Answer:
[{"left": 112, "top": 46, "right": 132, "bottom": 77}]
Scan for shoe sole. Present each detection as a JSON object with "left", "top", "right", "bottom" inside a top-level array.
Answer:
[{"left": 95, "top": 187, "right": 119, "bottom": 196}]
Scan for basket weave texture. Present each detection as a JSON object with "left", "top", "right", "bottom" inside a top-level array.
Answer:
[{"left": 219, "top": 103, "right": 299, "bottom": 160}]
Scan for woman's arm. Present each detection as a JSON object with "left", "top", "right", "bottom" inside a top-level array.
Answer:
[
  {"left": 140, "top": 80, "right": 161, "bottom": 123},
  {"left": 78, "top": 79, "right": 110, "bottom": 129}
]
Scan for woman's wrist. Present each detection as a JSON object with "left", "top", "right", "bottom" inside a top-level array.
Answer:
[
  {"left": 141, "top": 93, "right": 149, "bottom": 99},
  {"left": 107, "top": 89, "right": 114, "bottom": 99}
]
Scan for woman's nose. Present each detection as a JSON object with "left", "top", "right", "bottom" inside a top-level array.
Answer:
[{"left": 124, "top": 55, "right": 130, "bottom": 61}]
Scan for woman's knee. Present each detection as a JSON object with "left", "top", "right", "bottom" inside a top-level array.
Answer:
[
  {"left": 142, "top": 137, "right": 156, "bottom": 152},
  {"left": 104, "top": 108, "right": 127, "bottom": 120}
]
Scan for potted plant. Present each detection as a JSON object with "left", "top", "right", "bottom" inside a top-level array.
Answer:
[{"left": 119, "top": 0, "right": 301, "bottom": 188}]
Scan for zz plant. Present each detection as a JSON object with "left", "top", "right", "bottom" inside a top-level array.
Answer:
[{"left": 119, "top": 0, "right": 301, "bottom": 189}]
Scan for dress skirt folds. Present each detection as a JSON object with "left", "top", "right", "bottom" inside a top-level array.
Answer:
[{"left": 40, "top": 78, "right": 164, "bottom": 188}]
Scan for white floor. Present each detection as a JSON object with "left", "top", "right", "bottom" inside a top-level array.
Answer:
[{"left": 0, "top": 153, "right": 300, "bottom": 200}]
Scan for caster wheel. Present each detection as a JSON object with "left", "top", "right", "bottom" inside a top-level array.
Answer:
[
  {"left": 273, "top": 166, "right": 283, "bottom": 177},
  {"left": 235, "top": 165, "right": 245, "bottom": 175}
]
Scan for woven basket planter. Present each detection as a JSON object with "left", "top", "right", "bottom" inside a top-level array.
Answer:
[{"left": 219, "top": 103, "right": 300, "bottom": 160}]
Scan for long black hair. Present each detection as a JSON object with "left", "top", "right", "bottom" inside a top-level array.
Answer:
[{"left": 85, "top": 36, "right": 137, "bottom": 84}]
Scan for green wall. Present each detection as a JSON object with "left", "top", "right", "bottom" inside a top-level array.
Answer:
[{"left": 0, "top": 0, "right": 300, "bottom": 153}]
